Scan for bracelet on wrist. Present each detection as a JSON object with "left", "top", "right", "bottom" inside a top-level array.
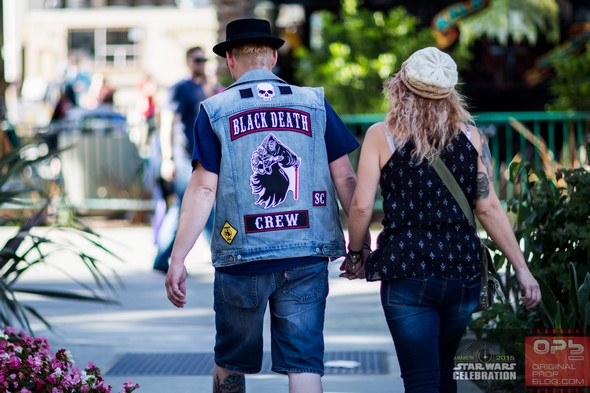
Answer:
[{"left": 348, "top": 248, "right": 363, "bottom": 262}]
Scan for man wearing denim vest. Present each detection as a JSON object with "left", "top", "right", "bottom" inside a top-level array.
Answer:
[{"left": 165, "top": 18, "right": 362, "bottom": 393}]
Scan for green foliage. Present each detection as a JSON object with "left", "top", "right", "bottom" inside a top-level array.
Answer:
[
  {"left": 457, "top": 0, "right": 559, "bottom": 48},
  {"left": 471, "top": 159, "right": 590, "bottom": 332},
  {"left": 294, "top": 0, "right": 434, "bottom": 114},
  {"left": 1, "top": 140, "right": 123, "bottom": 334},
  {"left": 548, "top": 42, "right": 590, "bottom": 111},
  {"left": 538, "top": 262, "right": 590, "bottom": 330},
  {"left": 510, "top": 164, "right": 589, "bottom": 307},
  {"left": 451, "top": 0, "right": 560, "bottom": 70},
  {"left": 468, "top": 156, "right": 589, "bottom": 392}
]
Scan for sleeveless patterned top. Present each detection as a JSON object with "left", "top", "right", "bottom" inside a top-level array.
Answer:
[{"left": 365, "top": 131, "right": 482, "bottom": 281}]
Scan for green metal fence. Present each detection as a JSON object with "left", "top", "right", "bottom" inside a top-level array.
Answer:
[{"left": 341, "top": 112, "right": 590, "bottom": 205}]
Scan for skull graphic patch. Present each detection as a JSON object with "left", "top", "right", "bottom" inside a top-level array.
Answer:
[{"left": 257, "top": 83, "right": 275, "bottom": 101}]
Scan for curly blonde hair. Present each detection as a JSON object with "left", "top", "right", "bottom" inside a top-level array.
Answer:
[{"left": 383, "top": 73, "right": 473, "bottom": 163}]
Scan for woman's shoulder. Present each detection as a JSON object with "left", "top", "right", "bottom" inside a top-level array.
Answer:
[
  {"left": 366, "top": 121, "right": 387, "bottom": 138},
  {"left": 456, "top": 122, "right": 482, "bottom": 154},
  {"left": 363, "top": 122, "right": 391, "bottom": 148}
]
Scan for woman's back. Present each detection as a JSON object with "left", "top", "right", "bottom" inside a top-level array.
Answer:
[{"left": 366, "top": 132, "right": 481, "bottom": 281}]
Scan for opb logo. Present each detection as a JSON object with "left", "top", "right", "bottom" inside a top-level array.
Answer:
[
  {"left": 525, "top": 334, "right": 590, "bottom": 388},
  {"left": 532, "top": 338, "right": 585, "bottom": 361}
]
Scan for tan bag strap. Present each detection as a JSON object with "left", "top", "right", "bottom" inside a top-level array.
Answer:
[{"left": 431, "top": 153, "right": 476, "bottom": 229}]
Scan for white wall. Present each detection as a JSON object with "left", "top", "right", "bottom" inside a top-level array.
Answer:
[{"left": 20, "top": 6, "right": 219, "bottom": 122}]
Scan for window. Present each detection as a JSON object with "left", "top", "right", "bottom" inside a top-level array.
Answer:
[{"left": 68, "top": 28, "right": 139, "bottom": 67}]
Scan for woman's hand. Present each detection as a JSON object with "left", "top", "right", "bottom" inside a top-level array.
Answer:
[
  {"left": 515, "top": 268, "right": 541, "bottom": 309},
  {"left": 339, "top": 248, "right": 370, "bottom": 280}
]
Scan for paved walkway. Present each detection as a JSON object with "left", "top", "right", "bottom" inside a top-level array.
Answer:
[{"left": 4, "top": 223, "right": 483, "bottom": 393}]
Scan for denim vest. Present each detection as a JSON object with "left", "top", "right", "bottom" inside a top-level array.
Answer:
[{"left": 202, "top": 69, "right": 346, "bottom": 267}]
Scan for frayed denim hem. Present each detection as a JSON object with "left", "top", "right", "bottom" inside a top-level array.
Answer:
[
  {"left": 272, "top": 367, "right": 324, "bottom": 376},
  {"left": 214, "top": 360, "right": 260, "bottom": 375}
]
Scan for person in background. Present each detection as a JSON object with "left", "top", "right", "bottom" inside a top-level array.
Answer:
[
  {"left": 165, "top": 18, "right": 365, "bottom": 393},
  {"left": 78, "top": 85, "right": 126, "bottom": 133},
  {"left": 137, "top": 73, "right": 157, "bottom": 136},
  {"left": 153, "top": 46, "right": 215, "bottom": 273},
  {"left": 342, "top": 47, "right": 540, "bottom": 393}
]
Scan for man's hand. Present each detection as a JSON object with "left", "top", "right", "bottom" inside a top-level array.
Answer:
[
  {"left": 165, "top": 262, "right": 187, "bottom": 308},
  {"left": 339, "top": 248, "right": 370, "bottom": 280}
]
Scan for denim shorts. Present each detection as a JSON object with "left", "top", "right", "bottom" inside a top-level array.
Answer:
[{"left": 213, "top": 260, "right": 329, "bottom": 375}]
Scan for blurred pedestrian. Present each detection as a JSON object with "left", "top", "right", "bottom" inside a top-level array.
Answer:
[
  {"left": 47, "top": 84, "right": 79, "bottom": 149},
  {"left": 153, "top": 46, "right": 215, "bottom": 273},
  {"left": 342, "top": 47, "right": 541, "bottom": 393},
  {"left": 165, "top": 18, "right": 363, "bottom": 393},
  {"left": 137, "top": 73, "right": 157, "bottom": 140},
  {"left": 78, "top": 85, "right": 126, "bottom": 134}
]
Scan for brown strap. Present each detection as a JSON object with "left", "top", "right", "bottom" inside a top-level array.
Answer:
[{"left": 431, "top": 154, "right": 476, "bottom": 229}]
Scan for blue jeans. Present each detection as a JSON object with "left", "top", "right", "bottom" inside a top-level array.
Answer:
[
  {"left": 213, "top": 261, "right": 329, "bottom": 375},
  {"left": 381, "top": 275, "right": 480, "bottom": 393}
]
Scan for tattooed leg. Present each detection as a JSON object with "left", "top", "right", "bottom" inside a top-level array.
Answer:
[
  {"left": 213, "top": 368, "right": 245, "bottom": 393},
  {"left": 476, "top": 172, "right": 490, "bottom": 200}
]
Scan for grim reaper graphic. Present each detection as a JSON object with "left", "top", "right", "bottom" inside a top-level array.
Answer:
[{"left": 250, "top": 133, "right": 301, "bottom": 209}]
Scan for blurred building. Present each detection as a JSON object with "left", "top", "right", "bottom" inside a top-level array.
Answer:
[
  {"left": 4, "top": 0, "right": 218, "bottom": 127},
  {"left": 5, "top": 0, "right": 590, "bottom": 123}
]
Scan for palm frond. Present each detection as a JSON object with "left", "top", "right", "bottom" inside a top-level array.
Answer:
[
  {"left": 12, "top": 287, "right": 120, "bottom": 305},
  {"left": 1, "top": 140, "right": 125, "bottom": 335},
  {"left": 457, "top": 0, "right": 560, "bottom": 48}
]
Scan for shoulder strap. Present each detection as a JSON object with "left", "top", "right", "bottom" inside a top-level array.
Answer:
[
  {"left": 385, "top": 134, "right": 395, "bottom": 154},
  {"left": 384, "top": 126, "right": 396, "bottom": 154},
  {"left": 431, "top": 154, "right": 476, "bottom": 228}
]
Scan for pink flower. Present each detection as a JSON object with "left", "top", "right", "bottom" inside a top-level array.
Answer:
[
  {"left": 1, "top": 327, "right": 139, "bottom": 393},
  {"left": 121, "top": 380, "right": 140, "bottom": 392},
  {"left": 8, "top": 354, "right": 22, "bottom": 369},
  {"left": 26, "top": 354, "right": 43, "bottom": 371}
]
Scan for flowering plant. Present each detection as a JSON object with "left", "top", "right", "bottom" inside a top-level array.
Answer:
[{"left": 0, "top": 326, "right": 139, "bottom": 393}]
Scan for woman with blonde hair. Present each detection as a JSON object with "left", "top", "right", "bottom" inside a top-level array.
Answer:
[{"left": 342, "top": 47, "right": 540, "bottom": 392}]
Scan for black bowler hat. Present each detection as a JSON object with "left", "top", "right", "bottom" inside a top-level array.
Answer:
[{"left": 213, "top": 18, "right": 285, "bottom": 58}]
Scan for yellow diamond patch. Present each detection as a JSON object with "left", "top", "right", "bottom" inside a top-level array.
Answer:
[{"left": 221, "top": 221, "right": 238, "bottom": 244}]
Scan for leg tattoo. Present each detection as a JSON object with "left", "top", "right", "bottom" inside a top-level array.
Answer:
[{"left": 213, "top": 373, "right": 246, "bottom": 393}]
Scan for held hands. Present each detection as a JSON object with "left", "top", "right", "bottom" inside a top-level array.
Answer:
[{"left": 339, "top": 245, "right": 371, "bottom": 280}]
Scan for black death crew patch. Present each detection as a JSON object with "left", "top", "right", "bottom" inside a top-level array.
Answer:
[
  {"left": 230, "top": 108, "right": 312, "bottom": 140},
  {"left": 250, "top": 134, "right": 301, "bottom": 209},
  {"left": 244, "top": 210, "right": 309, "bottom": 233}
]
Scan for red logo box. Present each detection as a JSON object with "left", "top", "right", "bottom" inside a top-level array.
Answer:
[{"left": 525, "top": 333, "right": 590, "bottom": 389}]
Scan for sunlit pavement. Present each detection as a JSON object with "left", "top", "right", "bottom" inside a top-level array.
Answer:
[{"left": 2, "top": 223, "right": 482, "bottom": 393}]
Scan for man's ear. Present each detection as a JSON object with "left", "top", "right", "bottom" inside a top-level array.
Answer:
[{"left": 271, "top": 50, "right": 278, "bottom": 67}]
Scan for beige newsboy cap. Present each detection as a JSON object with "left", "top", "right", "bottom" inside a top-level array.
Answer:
[{"left": 400, "top": 47, "right": 458, "bottom": 99}]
